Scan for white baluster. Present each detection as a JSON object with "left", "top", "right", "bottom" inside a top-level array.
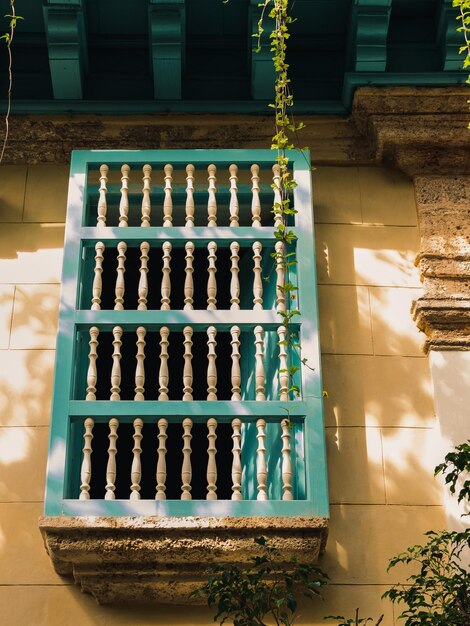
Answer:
[
  {"left": 256, "top": 418, "right": 268, "bottom": 501},
  {"left": 163, "top": 163, "right": 173, "bottom": 227},
  {"left": 97, "top": 164, "right": 108, "bottom": 227},
  {"left": 141, "top": 164, "right": 152, "bottom": 227},
  {"left": 86, "top": 326, "right": 99, "bottom": 401},
  {"left": 80, "top": 417, "right": 94, "bottom": 500},
  {"left": 230, "top": 325, "right": 241, "bottom": 401},
  {"left": 184, "top": 241, "right": 195, "bottom": 310},
  {"left": 155, "top": 417, "right": 168, "bottom": 500},
  {"left": 252, "top": 241, "right": 263, "bottom": 310},
  {"left": 207, "top": 163, "right": 217, "bottom": 226},
  {"left": 138, "top": 241, "right": 150, "bottom": 310},
  {"left": 277, "top": 325, "right": 289, "bottom": 402},
  {"left": 275, "top": 240, "right": 286, "bottom": 312},
  {"left": 134, "top": 326, "right": 146, "bottom": 401},
  {"left": 130, "top": 417, "right": 143, "bottom": 500},
  {"left": 254, "top": 325, "right": 266, "bottom": 401},
  {"left": 119, "top": 164, "right": 130, "bottom": 227},
  {"left": 272, "top": 163, "right": 283, "bottom": 227},
  {"left": 114, "top": 241, "right": 127, "bottom": 310},
  {"left": 110, "top": 326, "right": 122, "bottom": 401},
  {"left": 251, "top": 164, "right": 261, "bottom": 227},
  {"left": 158, "top": 326, "right": 170, "bottom": 401},
  {"left": 105, "top": 418, "right": 119, "bottom": 500},
  {"left": 231, "top": 418, "right": 242, "bottom": 500},
  {"left": 206, "top": 417, "right": 217, "bottom": 500},
  {"left": 207, "top": 326, "right": 217, "bottom": 400},
  {"left": 185, "top": 163, "right": 195, "bottom": 227},
  {"left": 91, "top": 241, "right": 105, "bottom": 310},
  {"left": 183, "top": 326, "right": 193, "bottom": 401},
  {"left": 281, "top": 418, "right": 293, "bottom": 500},
  {"left": 161, "top": 241, "right": 172, "bottom": 310},
  {"left": 230, "top": 241, "right": 240, "bottom": 310},
  {"left": 229, "top": 164, "right": 239, "bottom": 227},
  {"left": 207, "top": 241, "right": 217, "bottom": 310},
  {"left": 181, "top": 417, "right": 193, "bottom": 500}
]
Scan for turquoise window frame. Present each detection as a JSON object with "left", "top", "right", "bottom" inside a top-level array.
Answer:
[{"left": 44, "top": 149, "right": 328, "bottom": 518}]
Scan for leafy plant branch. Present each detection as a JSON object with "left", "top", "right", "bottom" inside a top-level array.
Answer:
[{"left": 0, "top": 0, "right": 22, "bottom": 164}]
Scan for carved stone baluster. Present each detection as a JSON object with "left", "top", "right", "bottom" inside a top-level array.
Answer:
[
  {"left": 97, "top": 164, "right": 108, "bottom": 227},
  {"left": 110, "top": 326, "right": 122, "bottom": 401},
  {"left": 207, "top": 163, "right": 217, "bottom": 226},
  {"left": 138, "top": 241, "right": 150, "bottom": 310},
  {"left": 254, "top": 325, "right": 266, "bottom": 401},
  {"left": 256, "top": 418, "right": 268, "bottom": 500},
  {"left": 79, "top": 417, "right": 94, "bottom": 500},
  {"left": 252, "top": 241, "right": 263, "bottom": 310},
  {"left": 163, "top": 163, "right": 173, "bottom": 226},
  {"left": 206, "top": 417, "right": 217, "bottom": 500},
  {"left": 277, "top": 325, "right": 289, "bottom": 402},
  {"left": 185, "top": 164, "right": 195, "bottom": 227},
  {"left": 275, "top": 240, "right": 286, "bottom": 312},
  {"left": 207, "top": 326, "right": 217, "bottom": 400},
  {"left": 130, "top": 417, "right": 144, "bottom": 500},
  {"left": 183, "top": 326, "right": 193, "bottom": 400},
  {"left": 114, "top": 241, "right": 127, "bottom": 310},
  {"left": 155, "top": 417, "right": 168, "bottom": 500},
  {"left": 251, "top": 164, "right": 261, "bottom": 227},
  {"left": 141, "top": 164, "right": 152, "bottom": 227},
  {"left": 119, "top": 164, "right": 130, "bottom": 227},
  {"left": 230, "top": 325, "right": 241, "bottom": 401},
  {"left": 105, "top": 418, "right": 119, "bottom": 500},
  {"left": 181, "top": 417, "right": 193, "bottom": 500},
  {"left": 281, "top": 418, "right": 293, "bottom": 500},
  {"left": 229, "top": 164, "right": 239, "bottom": 227},
  {"left": 231, "top": 418, "right": 242, "bottom": 500},
  {"left": 161, "top": 241, "right": 172, "bottom": 310},
  {"left": 134, "top": 326, "right": 146, "bottom": 401},
  {"left": 207, "top": 241, "right": 217, "bottom": 310},
  {"left": 158, "top": 326, "right": 170, "bottom": 401},
  {"left": 184, "top": 241, "right": 195, "bottom": 310},
  {"left": 86, "top": 326, "right": 99, "bottom": 401},
  {"left": 272, "top": 163, "right": 283, "bottom": 228},
  {"left": 91, "top": 241, "right": 105, "bottom": 310},
  {"left": 230, "top": 241, "right": 240, "bottom": 310}
]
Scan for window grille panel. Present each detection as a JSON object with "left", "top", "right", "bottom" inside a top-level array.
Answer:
[{"left": 45, "top": 149, "right": 328, "bottom": 518}]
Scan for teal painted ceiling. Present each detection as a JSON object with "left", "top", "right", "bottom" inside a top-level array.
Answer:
[{"left": 0, "top": 0, "right": 466, "bottom": 114}]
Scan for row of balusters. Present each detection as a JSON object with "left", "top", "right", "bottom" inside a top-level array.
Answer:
[
  {"left": 95, "top": 163, "right": 284, "bottom": 228},
  {"left": 91, "top": 240, "right": 286, "bottom": 311},
  {"left": 86, "top": 325, "right": 291, "bottom": 402},
  {"left": 79, "top": 415, "right": 294, "bottom": 502}
]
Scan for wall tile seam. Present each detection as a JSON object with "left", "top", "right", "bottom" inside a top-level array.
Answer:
[
  {"left": 318, "top": 282, "right": 423, "bottom": 288},
  {"left": 20, "top": 167, "right": 29, "bottom": 223},
  {"left": 6, "top": 285, "right": 15, "bottom": 350},
  {"left": 325, "top": 426, "right": 438, "bottom": 430},
  {"left": 320, "top": 352, "right": 427, "bottom": 358},
  {"left": 316, "top": 223, "right": 419, "bottom": 230}
]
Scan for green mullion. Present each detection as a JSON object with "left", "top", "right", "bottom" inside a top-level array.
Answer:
[
  {"left": 80, "top": 226, "right": 288, "bottom": 244},
  {"left": 69, "top": 400, "right": 308, "bottom": 418},
  {"left": 60, "top": 499, "right": 315, "bottom": 517}
]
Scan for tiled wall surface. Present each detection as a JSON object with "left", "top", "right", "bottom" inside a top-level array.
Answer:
[{"left": 0, "top": 164, "right": 446, "bottom": 625}]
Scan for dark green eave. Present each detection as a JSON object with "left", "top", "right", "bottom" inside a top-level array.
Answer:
[{"left": 0, "top": 0, "right": 468, "bottom": 115}]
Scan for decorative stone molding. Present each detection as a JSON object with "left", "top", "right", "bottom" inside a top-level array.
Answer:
[{"left": 39, "top": 516, "right": 328, "bottom": 604}]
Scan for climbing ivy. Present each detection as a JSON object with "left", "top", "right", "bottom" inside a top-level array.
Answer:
[{"left": 0, "top": 0, "right": 22, "bottom": 163}]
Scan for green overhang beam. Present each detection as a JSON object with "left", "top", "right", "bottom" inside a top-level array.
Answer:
[
  {"left": 43, "top": 0, "right": 88, "bottom": 100},
  {"left": 149, "top": 0, "right": 185, "bottom": 100},
  {"left": 346, "top": 0, "right": 392, "bottom": 72},
  {"left": 437, "top": 0, "right": 462, "bottom": 71}
]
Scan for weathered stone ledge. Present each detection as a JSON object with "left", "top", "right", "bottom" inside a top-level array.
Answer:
[{"left": 39, "top": 515, "right": 329, "bottom": 604}]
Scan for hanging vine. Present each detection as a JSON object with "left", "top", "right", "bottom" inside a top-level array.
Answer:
[
  {"left": 254, "top": 0, "right": 309, "bottom": 399},
  {"left": 0, "top": 0, "right": 22, "bottom": 164}
]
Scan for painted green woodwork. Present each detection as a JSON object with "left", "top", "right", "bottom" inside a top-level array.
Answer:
[
  {"left": 44, "top": 148, "right": 328, "bottom": 519},
  {"left": 149, "top": 0, "right": 185, "bottom": 100},
  {"left": 2, "top": 0, "right": 466, "bottom": 113},
  {"left": 346, "top": 0, "right": 392, "bottom": 72},
  {"left": 43, "top": 0, "right": 88, "bottom": 100}
]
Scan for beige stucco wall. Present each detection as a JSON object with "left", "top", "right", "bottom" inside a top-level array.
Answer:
[{"left": 0, "top": 161, "right": 447, "bottom": 625}]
